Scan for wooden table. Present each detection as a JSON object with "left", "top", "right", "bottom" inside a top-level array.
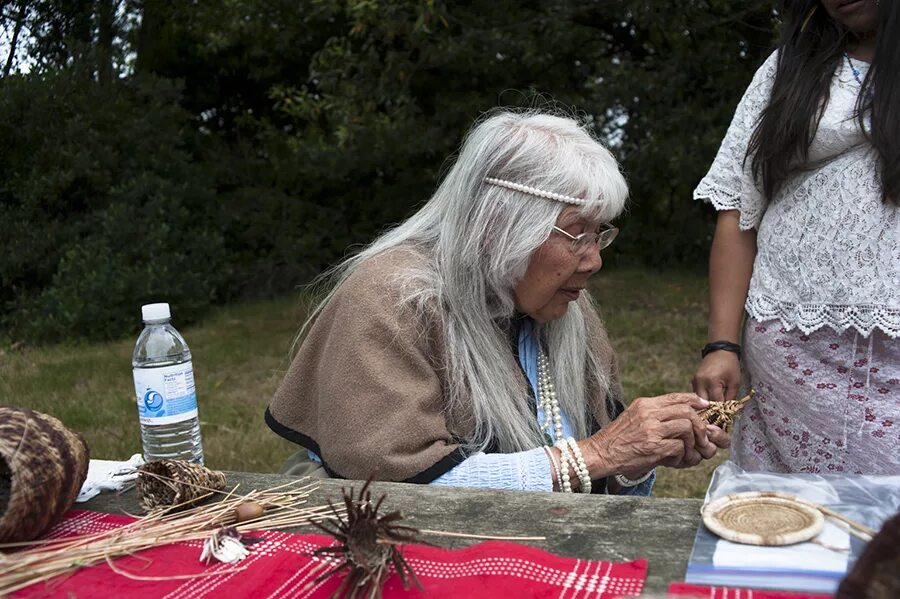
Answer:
[{"left": 82, "top": 472, "right": 703, "bottom": 594}]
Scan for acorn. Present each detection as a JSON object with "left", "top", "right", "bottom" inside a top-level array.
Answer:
[{"left": 233, "top": 501, "right": 265, "bottom": 523}]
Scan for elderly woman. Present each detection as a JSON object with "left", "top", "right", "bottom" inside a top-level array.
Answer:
[{"left": 266, "top": 111, "right": 729, "bottom": 494}]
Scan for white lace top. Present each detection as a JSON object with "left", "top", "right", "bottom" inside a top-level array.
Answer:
[{"left": 695, "top": 51, "right": 900, "bottom": 339}]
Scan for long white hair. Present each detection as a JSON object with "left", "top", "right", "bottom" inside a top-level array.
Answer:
[{"left": 300, "top": 109, "right": 628, "bottom": 453}]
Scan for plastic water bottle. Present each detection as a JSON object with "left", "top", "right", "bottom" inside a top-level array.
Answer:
[{"left": 132, "top": 302, "right": 204, "bottom": 464}]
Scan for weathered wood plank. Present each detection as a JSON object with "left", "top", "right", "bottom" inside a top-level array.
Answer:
[{"left": 82, "top": 472, "right": 703, "bottom": 593}]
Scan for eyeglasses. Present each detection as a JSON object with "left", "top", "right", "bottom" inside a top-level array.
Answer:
[{"left": 552, "top": 225, "right": 619, "bottom": 257}]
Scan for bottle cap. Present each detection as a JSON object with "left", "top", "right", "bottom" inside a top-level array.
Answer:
[{"left": 141, "top": 303, "right": 171, "bottom": 322}]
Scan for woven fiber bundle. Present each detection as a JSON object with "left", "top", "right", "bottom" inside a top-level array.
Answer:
[
  {"left": 0, "top": 406, "right": 90, "bottom": 543},
  {"left": 136, "top": 459, "right": 227, "bottom": 512},
  {"left": 698, "top": 390, "right": 755, "bottom": 433}
]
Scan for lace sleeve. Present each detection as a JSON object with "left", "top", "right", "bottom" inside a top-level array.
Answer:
[{"left": 694, "top": 51, "right": 778, "bottom": 231}]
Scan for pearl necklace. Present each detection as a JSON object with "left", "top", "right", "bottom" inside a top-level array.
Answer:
[
  {"left": 538, "top": 349, "right": 593, "bottom": 493},
  {"left": 537, "top": 350, "right": 564, "bottom": 443}
]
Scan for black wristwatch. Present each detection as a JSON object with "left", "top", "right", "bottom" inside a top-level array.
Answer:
[{"left": 701, "top": 340, "right": 742, "bottom": 359}]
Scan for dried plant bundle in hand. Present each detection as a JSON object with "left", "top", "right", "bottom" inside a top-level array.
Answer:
[
  {"left": 136, "top": 459, "right": 227, "bottom": 512},
  {"left": 312, "top": 478, "right": 422, "bottom": 599},
  {"left": 698, "top": 390, "right": 756, "bottom": 432}
]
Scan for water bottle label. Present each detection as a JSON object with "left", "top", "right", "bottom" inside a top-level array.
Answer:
[{"left": 133, "top": 363, "right": 198, "bottom": 425}]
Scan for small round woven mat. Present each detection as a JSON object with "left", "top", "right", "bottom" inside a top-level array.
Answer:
[{"left": 701, "top": 491, "right": 824, "bottom": 546}]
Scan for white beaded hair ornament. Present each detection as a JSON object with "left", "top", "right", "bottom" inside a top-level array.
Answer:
[{"left": 484, "top": 177, "right": 599, "bottom": 206}]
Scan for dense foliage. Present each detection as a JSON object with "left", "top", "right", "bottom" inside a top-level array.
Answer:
[{"left": 0, "top": 0, "right": 777, "bottom": 343}]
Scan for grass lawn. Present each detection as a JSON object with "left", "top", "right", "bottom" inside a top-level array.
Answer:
[{"left": 0, "top": 266, "right": 724, "bottom": 498}]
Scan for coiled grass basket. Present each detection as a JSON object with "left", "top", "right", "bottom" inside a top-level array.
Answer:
[{"left": 0, "top": 406, "right": 90, "bottom": 543}]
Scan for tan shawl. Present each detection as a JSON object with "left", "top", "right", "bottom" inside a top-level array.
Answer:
[{"left": 266, "top": 246, "right": 622, "bottom": 482}]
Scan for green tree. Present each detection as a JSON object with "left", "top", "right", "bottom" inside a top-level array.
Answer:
[
  {"left": 271, "top": 0, "right": 777, "bottom": 266},
  {"left": 0, "top": 71, "right": 227, "bottom": 341},
  {"left": 1, "top": 0, "right": 781, "bottom": 343}
]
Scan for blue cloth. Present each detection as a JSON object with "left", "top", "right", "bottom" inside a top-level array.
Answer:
[{"left": 616, "top": 471, "right": 656, "bottom": 496}]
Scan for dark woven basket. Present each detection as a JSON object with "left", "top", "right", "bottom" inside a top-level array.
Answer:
[{"left": 0, "top": 406, "right": 90, "bottom": 543}]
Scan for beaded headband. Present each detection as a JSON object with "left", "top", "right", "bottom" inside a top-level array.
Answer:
[{"left": 483, "top": 177, "right": 597, "bottom": 206}]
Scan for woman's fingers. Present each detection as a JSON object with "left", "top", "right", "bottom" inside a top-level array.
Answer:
[
  {"left": 723, "top": 370, "right": 742, "bottom": 402},
  {"left": 653, "top": 403, "right": 711, "bottom": 450},
  {"left": 598, "top": 392, "right": 732, "bottom": 475},
  {"left": 658, "top": 439, "right": 689, "bottom": 468},
  {"left": 697, "top": 438, "right": 718, "bottom": 460},
  {"left": 681, "top": 447, "right": 703, "bottom": 467},
  {"left": 706, "top": 382, "right": 728, "bottom": 404},
  {"left": 693, "top": 352, "right": 741, "bottom": 404},
  {"left": 643, "top": 392, "right": 708, "bottom": 409},
  {"left": 706, "top": 424, "right": 731, "bottom": 449}
]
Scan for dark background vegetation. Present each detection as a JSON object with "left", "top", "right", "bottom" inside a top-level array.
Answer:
[{"left": 1, "top": 0, "right": 778, "bottom": 343}]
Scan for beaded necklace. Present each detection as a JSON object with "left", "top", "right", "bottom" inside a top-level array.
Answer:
[
  {"left": 536, "top": 350, "right": 564, "bottom": 444},
  {"left": 537, "top": 350, "right": 592, "bottom": 493},
  {"left": 845, "top": 52, "right": 864, "bottom": 86},
  {"left": 844, "top": 52, "right": 873, "bottom": 101}
]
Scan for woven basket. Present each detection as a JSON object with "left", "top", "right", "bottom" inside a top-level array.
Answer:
[
  {"left": 136, "top": 459, "right": 227, "bottom": 512},
  {"left": 0, "top": 406, "right": 90, "bottom": 543},
  {"left": 702, "top": 491, "right": 824, "bottom": 546}
]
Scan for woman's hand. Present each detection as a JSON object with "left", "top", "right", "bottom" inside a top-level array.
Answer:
[
  {"left": 692, "top": 351, "right": 742, "bottom": 403},
  {"left": 579, "top": 393, "right": 720, "bottom": 480}
]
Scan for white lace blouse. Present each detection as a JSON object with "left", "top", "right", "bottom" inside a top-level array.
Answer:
[{"left": 695, "top": 51, "right": 900, "bottom": 339}]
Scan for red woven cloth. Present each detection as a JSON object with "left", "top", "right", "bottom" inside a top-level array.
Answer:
[
  {"left": 14, "top": 510, "right": 647, "bottom": 598},
  {"left": 668, "top": 583, "right": 834, "bottom": 599}
]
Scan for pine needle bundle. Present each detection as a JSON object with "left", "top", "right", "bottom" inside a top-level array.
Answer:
[{"left": 0, "top": 477, "right": 339, "bottom": 596}]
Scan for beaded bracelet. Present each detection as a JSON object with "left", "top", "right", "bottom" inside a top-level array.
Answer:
[
  {"left": 553, "top": 441, "right": 574, "bottom": 493},
  {"left": 542, "top": 446, "right": 563, "bottom": 492},
  {"left": 614, "top": 469, "right": 655, "bottom": 488},
  {"left": 565, "top": 437, "right": 592, "bottom": 494}
]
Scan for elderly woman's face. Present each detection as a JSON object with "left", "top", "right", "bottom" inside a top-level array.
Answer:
[{"left": 513, "top": 207, "right": 604, "bottom": 323}]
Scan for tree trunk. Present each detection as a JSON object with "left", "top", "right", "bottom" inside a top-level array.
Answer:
[
  {"left": 2, "top": 0, "right": 28, "bottom": 78},
  {"left": 96, "top": 0, "right": 115, "bottom": 84},
  {"left": 134, "top": 0, "right": 162, "bottom": 74}
]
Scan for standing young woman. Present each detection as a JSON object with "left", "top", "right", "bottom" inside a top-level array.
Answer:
[{"left": 692, "top": 0, "right": 898, "bottom": 474}]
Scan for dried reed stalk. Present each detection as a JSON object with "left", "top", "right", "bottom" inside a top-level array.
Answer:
[
  {"left": 1, "top": 474, "right": 555, "bottom": 596},
  {"left": 0, "top": 477, "right": 340, "bottom": 596},
  {"left": 815, "top": 504, "right": 876, "bottom": 541}
]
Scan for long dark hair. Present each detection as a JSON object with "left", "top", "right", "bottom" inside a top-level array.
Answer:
[{"left": 748, "top": 0, "right": 898, "bottom": 205}]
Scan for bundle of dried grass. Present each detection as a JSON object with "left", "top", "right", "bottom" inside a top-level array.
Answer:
[
  {"left": 136, "top": 459, "right": 227, "bottom": 512},
  {"left": 0, "top": 477, "right": 338, "bottom": 596},
  {"left": 698, "top": 390, "right": 756, "bottom": 432},
  {"left": 0, "top": 407, "right": 90, "bottom": 543}
]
